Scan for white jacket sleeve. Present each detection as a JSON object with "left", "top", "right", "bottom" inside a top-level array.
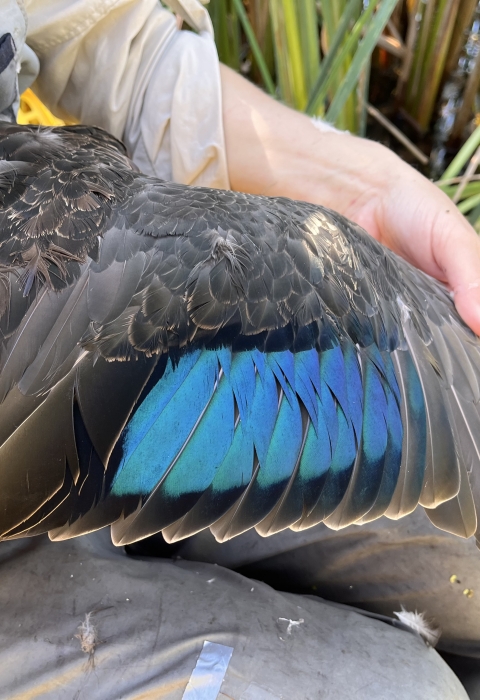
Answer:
[{"left": 23, "top": 0, "right": 230, "bottom": 188}]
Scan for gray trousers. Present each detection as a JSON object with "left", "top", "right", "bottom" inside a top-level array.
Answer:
[
  {"left": 173, "top": 507, "right": 480, "bottom": 659},
  {"left": 0, "top": 508, "right": 475, "bottom": 699}
]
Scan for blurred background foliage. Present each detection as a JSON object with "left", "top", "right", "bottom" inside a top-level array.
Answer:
[
  {"left": 19, "top": 0, "right": 480, "bottom": 230},
  {"left": 206, "top": 0, "right": 480, "bottom": 230}
]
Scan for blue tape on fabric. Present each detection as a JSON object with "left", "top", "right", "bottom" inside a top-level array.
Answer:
[{"left": 182, "top": 640, "right": 234, "bottom": 699}]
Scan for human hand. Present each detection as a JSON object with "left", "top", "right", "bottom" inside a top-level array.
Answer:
[
  {"left": 317, "top": 133, "right": 480, "bottom": 336},
  {"left": 220, "top": 64, "right": 480, "bottom": 335}
]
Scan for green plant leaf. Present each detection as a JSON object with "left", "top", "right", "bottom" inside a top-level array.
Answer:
[
  {"left": 440, "top": 124, "right": 480, "bottom": 181},
  {"left": 209, "top": 0, "right": 240, "bottom": 70},
  {"left": 306, "top": 0, "right": 362, "bottom": 116},
  {"left": 298, "top": 0, "right": 321, "bottom": 94},
  {"left": 231, "top": 0, "right": 276, "bottom": 95},
  {"left": 308, "top": 0, "right": 373, "bottom": 118},
  {"left": 438, "top": 181, "right": 480, "bottom": 199},
  {"left": 457, "top": 192, "right": 480, "bottom": 214},
  {"left": 326, "top": 0, "right": 400, "bottom": 125}
]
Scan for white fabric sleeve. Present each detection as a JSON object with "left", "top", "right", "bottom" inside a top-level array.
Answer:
[{"left": 23, "top": 0, "right": 230, "bottom": 188}]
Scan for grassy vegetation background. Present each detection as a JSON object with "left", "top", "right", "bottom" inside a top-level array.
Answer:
[{"left": 207, "top": 0, "right": 480, "bottom": 229}]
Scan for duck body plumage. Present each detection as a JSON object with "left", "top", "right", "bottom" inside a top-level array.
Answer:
[{"left": 0, "top": 122, "right": 478, "bottom": 546}]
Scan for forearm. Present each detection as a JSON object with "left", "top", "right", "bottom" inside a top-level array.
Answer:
[{"left": 220, "top": 63, "right": 390, "bottom": 216}]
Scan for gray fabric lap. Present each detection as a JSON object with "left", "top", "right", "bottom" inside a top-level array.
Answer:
[
  {"left": 174, "top": 508, "right": 480, "bottom": 658},
  {"left": 0, "top": 530, "right": 467, "bottom": 699}
]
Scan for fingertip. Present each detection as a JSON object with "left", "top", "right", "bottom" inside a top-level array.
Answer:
[
  {"left": 436, "top": 216, "right": 480, "bottom": 335},
  {"left": 453, "top": 284, "right": 480, "bottom": 336}
]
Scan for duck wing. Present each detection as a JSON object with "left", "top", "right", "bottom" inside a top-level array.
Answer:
[{"left": 0, "top": 123, "right": 477, "bottom": 546}]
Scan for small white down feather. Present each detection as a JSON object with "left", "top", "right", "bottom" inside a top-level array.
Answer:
[{"left": 394, "top": 606, "right": 441, "bottom": 647}]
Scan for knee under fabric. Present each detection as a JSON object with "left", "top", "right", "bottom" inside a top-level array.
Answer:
[
  {"left": 172, "top": 507, "right": 480, "bottom": 660},
  {"left": 0, "top": 531, "right": 468, "bottom": 699}
]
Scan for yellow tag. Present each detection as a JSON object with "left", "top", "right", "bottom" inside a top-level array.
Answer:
[{"left": 18, "top": 89, "right": 64, "bottom": 127}]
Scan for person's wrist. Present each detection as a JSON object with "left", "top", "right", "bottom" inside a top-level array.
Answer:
[{"left": 269, "top": 127, "right": 389, "bottom": 219}]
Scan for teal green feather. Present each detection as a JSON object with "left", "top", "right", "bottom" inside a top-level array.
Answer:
[
  {"left": 256, "top": 387, "right": 303, "bottom": 489},
  {"left": 363, "top": 380, "right": 403, "bottom": 518},
  {"left": 319, "top": 382, "right": 339, "bottom": 457},
  {"left": 229, "top": 351, "right": 256, "bottom": 423},
  {"left": 211, "top": 422, "right": 254, "bottom": 494},
  {"left": 108, "top": 334, "right": 411, "bottom": 536},
  {"left": 301, "top": 403, "right": 356, "bottom": 524},
  {"left": 343, "top": 341, "right": 363, "bottom": 443},
  {"left": 216, "top": 347, "right": 232, "bottom": 379},
  {"left": 224, "top": 378, "right": 304, "bottom": 532},
  {"left": 248, "top": 365, "right": 279, "bottom": 465},
  {"left": 294, "top": 349, "right": 319, "bottom": 425},
  {"left": 252, "top": 348, "right": 266, "bottom": 379},
  {"left": 267, "top": 351, "right": 296, "bottom": 404},
  {"left": 350, "top": 355, "right": 389, "bottom": 513},
  {"left": 320, "top": 344, "right": 350, "bottom": 422},
  {"left": 161, "top": 372, "right": 234, "bottom": 497},
  {"left": 296, "top": 393, "right": 332, "bottom": 505},
  {"left": 161, "top": 421, "right": 255, "bottom": 542},
  {"left": 111, "top": 349, "right": 218, "bottom": 496}
]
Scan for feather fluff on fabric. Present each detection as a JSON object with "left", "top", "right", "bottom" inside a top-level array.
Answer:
[
  {"left": 0, "top": 122, "right": 479, "bottom": 547},
  {"left": 394, "top": 607, "right": 441, "bottom": 647}
]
